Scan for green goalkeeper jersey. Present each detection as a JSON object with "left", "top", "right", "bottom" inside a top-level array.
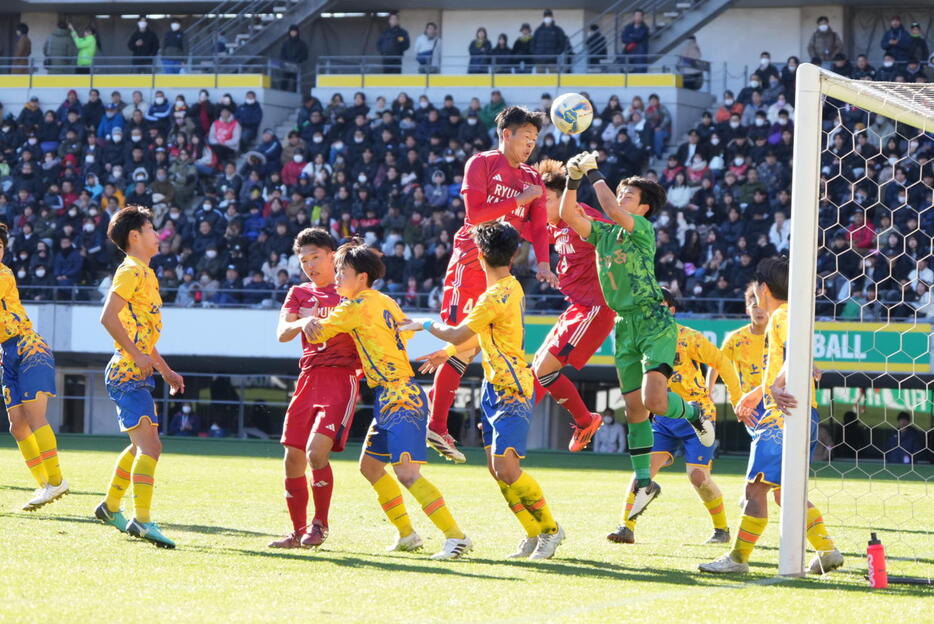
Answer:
[{"left": 585, "top": 216, "right": 663, "bottom": 312}]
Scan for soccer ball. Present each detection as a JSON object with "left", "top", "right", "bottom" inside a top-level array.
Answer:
[{"left": 550, "top": 93, "right": 594, "bottom": 135}]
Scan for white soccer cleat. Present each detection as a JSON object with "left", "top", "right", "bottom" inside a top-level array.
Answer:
[
  {"left": 506, "top": 536, "right": 539, "bottom": 559},
  {"left": 387, "top": 531, "right": 424, "bottom": 553},
  {"left": 430, "top": 536, "right": 473, "bottom": 560},
  {"left": 698, "top": 553, "right": 750, "bottom": 574},
  {"left": 22, "top": 479, "right": 69, "bottom": 511},
  {"left": 689, "top": 403, "right": 716, "bottom": 447},
  {"left": 627, "top": 481, "right": 661, "bottom": 521},
  {"left": 426, "top": 430, "right": 467, "bottom": 464},
  {"left": 808, "top": 548, "right": 844, "bottom": 575},
  {"left": 529, "top": 524, "right": 566, "bottom": 560}
]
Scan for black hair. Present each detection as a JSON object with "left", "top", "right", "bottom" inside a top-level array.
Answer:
[
  {"left": 334, "top": 242, "right": 385, "bottom": 286},
  {"left": 616, "top": 176, "right": 667, "bottom": 219},
  {"left": 107, "top": 204, "right": 153, "bottom": 252},
  {"left": 474, "top": 222, "right": 519, "bottom": 268},
  {"left": 817, "top": 16, "right": 828, "bottom": 23},
  {"left": 17, "top": 23, "right": 28, "bottom": 35},
  {"left": 744, "top": 282, "right": 758, "bottom": 306},
  {"left": 535, "top": 159, "right": 566, "bottom": 193},
  {"left": 0, "top": 222, "right": 8, "bottom": 247},
  {"left": 293, "top": 227, "right": 336, "bottom": 254},
  {"left": 754, "top": 256, "right": 789, "bottom": 301},
  {"left": 495, "top": 105, "right": 545, "bottom": 139},
  {"left": 660, "top": 286, "right": 678, "bottom": 310}
]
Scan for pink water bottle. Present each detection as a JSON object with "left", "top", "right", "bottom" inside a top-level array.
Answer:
[{"left": 867, "top": 532, "right": 888, "bottom": 588}]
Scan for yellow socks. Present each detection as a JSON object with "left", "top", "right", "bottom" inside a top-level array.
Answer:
[
  {"left": 731, "top": 515, "right": 768, "bottom": 563},
  {"left": 372, "top": 473, "right": 413, "bottom": 537},
  {"left": 497, "top": 479, "right": 540, "bottom": 538},
  {"left": 510, "top": 472, "right": 557, "bottom": 534},
  {"left": 131, "top": 453, "right": 158, "bottom": 523},
  {"left": 33, "top": 425, "right": 62, "bottom": 486},
  {"left": 105, "top": 446, "right": 136, "bottom": 512},
  {"left": 623, "top": 490, "right": 637, "bottom": 531},
  {"left": 806, "top": 506, "right": 836, "bottom": 553},
  {"left": 16, "top": 433, "right": 48, "bottom": 487},
  {"left": 704, "top": 496, "right": 729, "bottom": 531},
  {"left": 408, "top": 477, "right": 464, "bottom": 540}
]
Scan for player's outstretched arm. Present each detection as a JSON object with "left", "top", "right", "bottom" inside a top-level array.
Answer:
[
  {"left": 695, "top": 335, "right": 743, "bottom": 410},
  {"left": 100, "top": 291, "right": 154, "bottom": 378},
  {"left": 573, "top": 151, "right": 637, "bottom": 233},
  {"left": 415, "top": 335, "right": 480, "bottom": 374},
  {"left": 559, "top": 161, "right": 592, "bottom": 239}
]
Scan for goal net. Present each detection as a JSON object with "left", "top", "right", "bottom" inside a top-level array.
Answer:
[{"left": 783, "top": 64, "right": 934, "bottom": 579}]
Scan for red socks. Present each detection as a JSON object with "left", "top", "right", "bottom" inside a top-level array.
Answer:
[
  {"left": 543, "top": 373, "right": 592, "bottom": 428},
  {"left": 311, "top": 465, "right": 334, "bottom": 528},
  {"left": 284, "top": 475, "right": 309, "bottom": 533},
  {"left": 428, "top": 358, "right": 465, "bottom": 435}
]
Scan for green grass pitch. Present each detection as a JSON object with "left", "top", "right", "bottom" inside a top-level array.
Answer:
[{"left": 1, "top": 435, "right": 931, "bottom": 622}]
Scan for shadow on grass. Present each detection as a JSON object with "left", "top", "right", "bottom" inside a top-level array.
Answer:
[
  {"left": 162, "top": 522, "right": 277, "bottom": 538},
  {"left": 0, "top": 484, "right": 104, "bottom": 497},
  {"left": 0, "top": 511, "right": 101, "bottom": 525}
]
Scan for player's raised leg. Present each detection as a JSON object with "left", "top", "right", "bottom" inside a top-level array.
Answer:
[{"left": 533, "top": 349, "right": 602, "bottom": 452}]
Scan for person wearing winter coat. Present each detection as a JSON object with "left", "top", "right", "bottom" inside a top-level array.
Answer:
[
  {"left": 531, "top": 9, "right": 568, "bottom": 70},
  {"left": 377, "top": 12, "right": 410, "bottom": 74},
  {"left": 807, "top": 16, "right": 844, "bottom": 65},
  {"left": 12, "top": 23, "right": 31, "bottom": 74},
  {"left": 44, "top": 22, "right": 76, "bottom": 74},
  {"left": 127, "top": 18, "right": 159, "bottom": 72},
  {"left": 162, "top": 18, "right": 186, "bottom": 73}
]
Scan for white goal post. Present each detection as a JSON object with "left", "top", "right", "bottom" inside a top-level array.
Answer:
[{"left": 781, "top": 63, "right": 934, "bottom": 576}]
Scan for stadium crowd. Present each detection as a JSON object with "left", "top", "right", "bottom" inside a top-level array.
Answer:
[{"left": 1, "top": 13, "right": 932, "bottom": 319}]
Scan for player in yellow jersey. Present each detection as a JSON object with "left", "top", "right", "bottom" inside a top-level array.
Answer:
[
  {"left": 94, "top": 206, "right": 184, "bottom": 549},
  {"left": 708, "top": 284, "right": 769, "bottom": 412},
  {"left": 0, "top": 223, "right": 68, "bottom": 510},
  {"left": 303, "top": 242, "right": 472, "bottom": 560},
  {"left": 408, "top": 222, "right": 564, "bottom": 560},
  {"left": 607, "top": 289, "right": 742, "bottom": 545},
  {"left": 700, "top": 257, "right": 844, "bottom": 575}
]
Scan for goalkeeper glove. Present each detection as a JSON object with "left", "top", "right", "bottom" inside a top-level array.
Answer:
[{"left": 565, "top": 154, "right": 584, "bottom": 190}]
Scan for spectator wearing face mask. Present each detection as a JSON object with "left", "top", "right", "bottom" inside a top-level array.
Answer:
[
  {"left": 593, "top": 410, "right": 626, "bottom": 454},
  {"left": 752, "top": 51, "right": 779, "bottom": 85},
  {"left": 875, "top": 53, "right": 902, "bottom": 82},
  {"left": 235, "top": 91, "right": 263, "bottom": 151},
  {"left": 208, "top": 107, "right": 241, "bottom": 163},
  {"left": 531, "top": 9, "right": 568, "bottom": 71},
  {"left": 162, "top": 18, "right": 186, "bottom": 74},
  {"left": 881, "top": 15, "right": 912, "bottom": 64},
  {"left": 127, "top": 18, "right": 159, "bottom": 72},
  {"left": 145, "top": 90, "right": 172, "bottom": 135},
  {"left": 808, "top": 17, "right": 844, "bottom": 66},
  {"left": 169, "top": 403, "right": 200, "bottom": 436}
]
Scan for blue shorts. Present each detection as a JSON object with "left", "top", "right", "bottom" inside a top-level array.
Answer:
[
  {"left": 746, "top": 405, "right": 819, "bottom": 487},
  {"left": 480, "top": 381, "right": 533, "bottom": 458},
  {"left": 651, "top": 415, "right": 714, "bottom": 467},
  {"left": 1, "top": 332, "right": 56, "bottom": 409},
  {"left": 105, "top": 355, "right": 157, "bottom": 431},
  {"left": 364, "top": 380, "right": 428, "bottom": 465}
]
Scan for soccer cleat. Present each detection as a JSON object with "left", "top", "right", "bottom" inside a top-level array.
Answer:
[
  {"left": 387, "top": 531, "right": 424, "bottom": 553},
  {"left": 705, "top": 528, "right": 731, "bottom": 544},
  {"left": 426, "top": 430, "right": 467, "bottom": 464},
  {"left": 688, "top": 402, "right": 716, "bottom": 447},
  {"left": 301, "top": 522, "right": 329, "bottom": 548},
  {"left": 626, "top": 481, "right": 661, "bottom": 521},
  {"left": 94, "top": 501, "right": 129, "bottom": 533},
  {"left": 698, "top": 553, "right": 749, "bottom": 574},
  {"left": 268, "top": 531, "right": 304, "bottom": 548},
  {"left": 568, "top": 413, "right": 603, "bottom": 452},
  {"left": 127, "top": 519, "right": 176, "bottom": 549},
  {"left": 606, "top": 526, "right": 635, "bottom": 544},
  {"left": 430, "top": 536, "right": 473, "bottom": 560},
  {"left": 506, "top": 536, "right": 539, "bottom": 559},
  {"left": 530, "top": 524, "right": 566, "bottom": 560},
  {"left": 808, "top": 548, "right": 844, "bottom": 575},
  {"left": 22, "top": 479, "right": 70, "bottom": 511}
]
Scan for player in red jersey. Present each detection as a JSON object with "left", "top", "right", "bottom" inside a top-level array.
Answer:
[
  {"left": 268, "top": 228, "right": 361, "bottom": 549},
  {"left": 426, "top": 106, "right": 558, "bottom": 463},
  {"left": 531, "top": 160, "right": 616, "bottom": 452}
]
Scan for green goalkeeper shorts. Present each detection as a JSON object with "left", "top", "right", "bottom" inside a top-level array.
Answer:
[{"left": 613, "top": 302, "right": 677, "bottom": 394}]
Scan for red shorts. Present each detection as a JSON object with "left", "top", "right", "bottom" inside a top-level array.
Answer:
[
  {"left": 534, "top": 303, "right": 616, "bottom": 370},
  {"left": 440, "top": 261, "right": 486, "bottom": 324},
  {"left": 281, "top": 367, "right": 360, "bottom": 452}
]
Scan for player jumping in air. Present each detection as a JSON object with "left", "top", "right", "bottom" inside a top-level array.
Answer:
[
  {"left": 426, "top": 105, "right": 558, "bottom": 463},
  {"left": 559, "top": 151, "right": 714, "bottom": 523},
  {"left": 95, "top": 206, "right": 184, "bottom": 548},
  {"left": 607, "top": 288, "right": 742, "bottom": 545},
  {"left": 700, "top": 257, "right": 844, "bottom": 575},
  {"left": 0, "top": 223, "right": 68, "bottom": 511},
  {"left": 268, "top": 228, "right": 361, "bottom": 549},
  {"left": 531, "top": 160, "right": 616, "bottom": 452},
  {"left": 304, "top": 243, "right": 472, "bottom": 560},
  {"left": 410, "top": 222, "right": 564, "bottom": 560}
]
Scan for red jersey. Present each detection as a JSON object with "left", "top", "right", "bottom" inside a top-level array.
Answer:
[
  {"left": 453, "top": 150, "right": 549, "bottom": 272},
  {"left": 282, "top": 282, "right": 360, "bottom": 372},
  {"left": 548, "top": 203, "right": 610, "bottom": 307}
]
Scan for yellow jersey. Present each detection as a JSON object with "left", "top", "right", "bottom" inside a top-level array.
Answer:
[
  {"left": 311, "top": 289, "right": 414, "bottom": 388},
  {"left": 107, "top": 254, "right": 163, "bottom": 385},
  {"left": 465, "top": 275, "right": 534, "bottom": 398},
  {"left": 670, "top": 324, "right": 742, "bottom": 419},
  {"left": 720, "top": 323, "right": 767, "bottom": 395},
  {"left": 0, "top": 264, "right": 32, "bottom": 343},
  {"left": 762, "top": 302, "right": 816, "bottom": 428}
]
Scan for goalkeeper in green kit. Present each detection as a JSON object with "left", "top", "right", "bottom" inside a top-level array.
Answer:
[{"left": 558, "top": 151, "right": 714, "bottom": 520}]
